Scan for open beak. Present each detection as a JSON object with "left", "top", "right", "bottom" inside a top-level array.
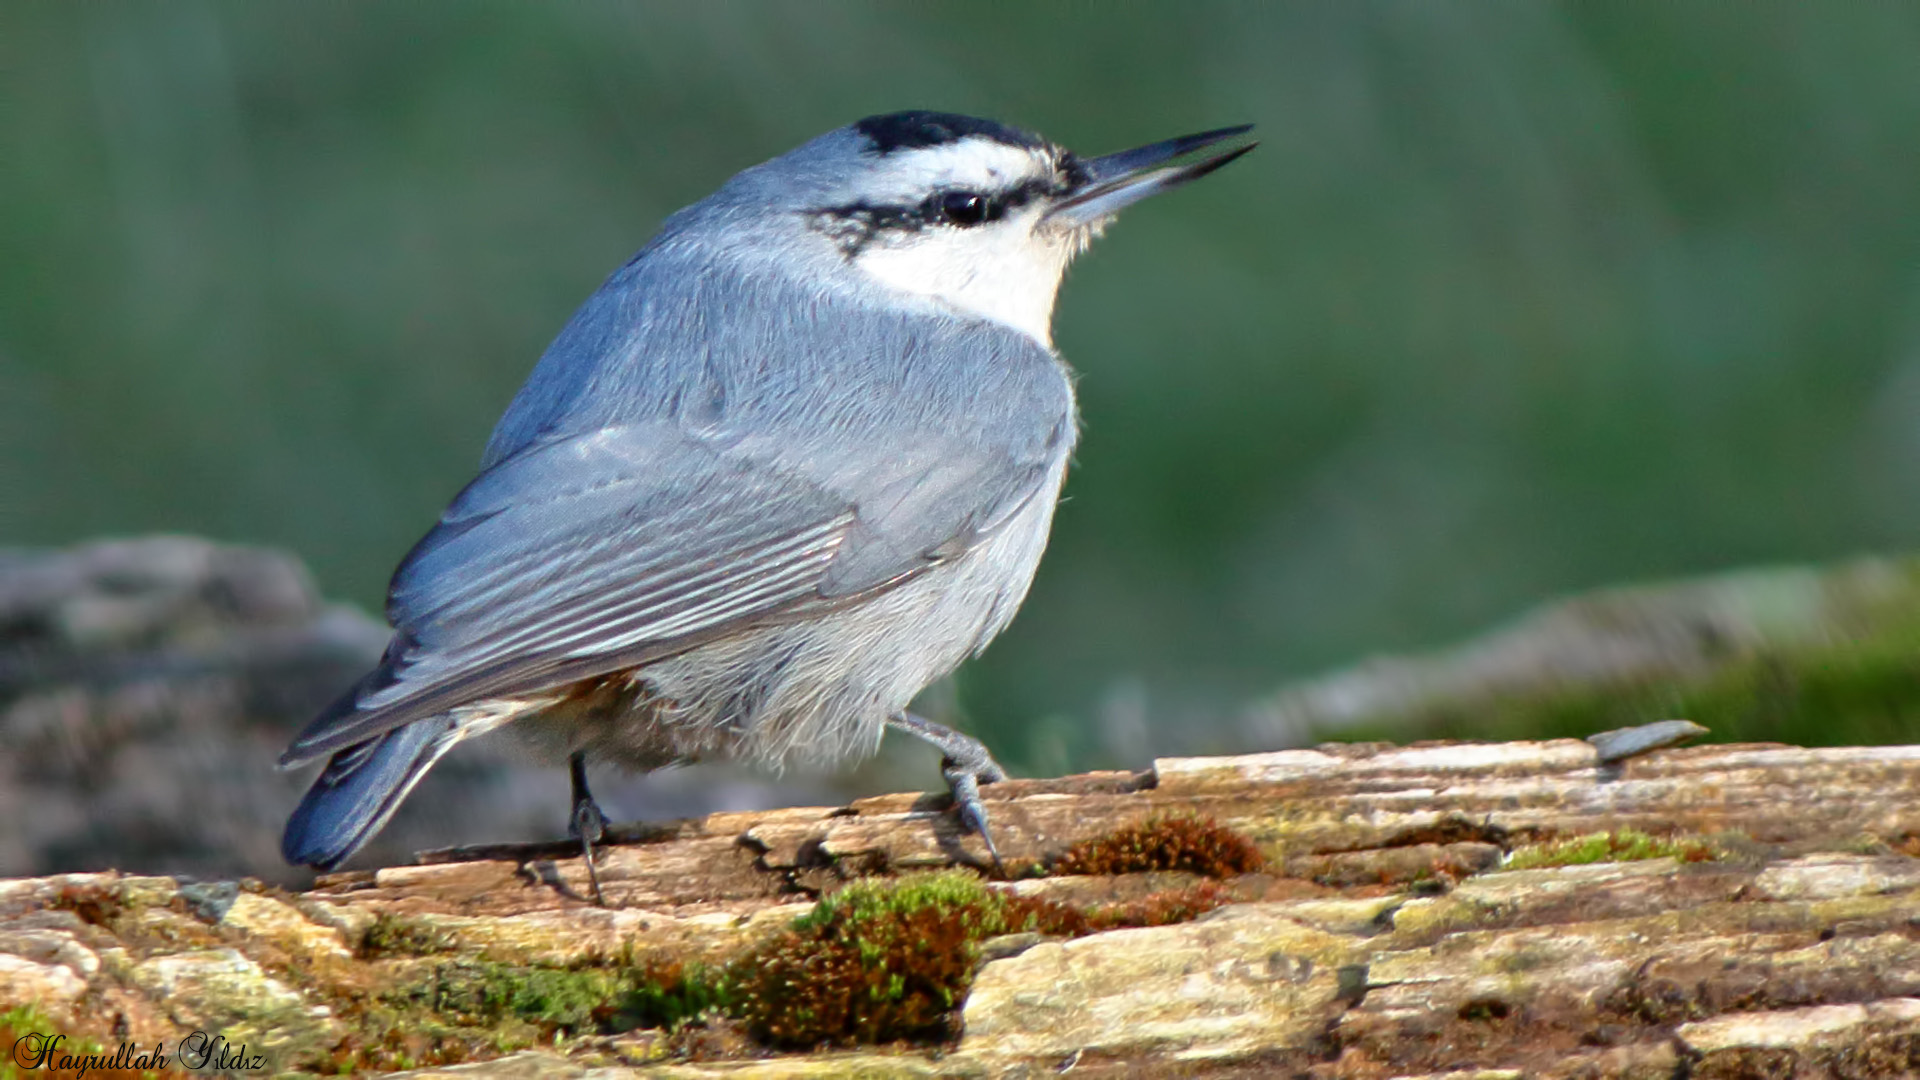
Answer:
[{"left": 1047, "top": 124, "right": 1256, "bottom": 227}]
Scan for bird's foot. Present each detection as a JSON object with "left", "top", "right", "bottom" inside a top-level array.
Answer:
[
  {"left": 568, "top": 751, "right": 608, "bottom": 906},
  {"left": 887, "top": 712, "right": 1008, "bottom": 873},
  {"left": 569, "top": 791, "right": 608, "bottom": 843}
]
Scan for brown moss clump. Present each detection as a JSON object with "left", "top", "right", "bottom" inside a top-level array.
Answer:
[
  {"left": 1086, "top": 880, "right": 1235, "bottom": 929},
  {"left": 358, "top": 911, "right": 460, "bottom": 958},
  {"left": 48, "top": 884, "right": 130, "bottom": 929},
  {"left": 44, "top": 883, "right": 222, "bottom": 956},
  {"left": 1002, "top": 880, "right": 1236, "bottom": 936},
  {"left": 1051, "top": 814, "right": 1265, "bottom": 877}
]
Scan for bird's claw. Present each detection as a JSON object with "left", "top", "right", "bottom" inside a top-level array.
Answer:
[
  {"left": 942, "top": 760, "right": 1004, "bottom": 872},
  {"left": 886, "top": 711, "right": 1008, "bottom": 872}
]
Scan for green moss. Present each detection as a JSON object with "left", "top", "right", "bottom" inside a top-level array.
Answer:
[
  {"left": 1501, "top": 828, "right": 1720, "bottom": 871},
  {"left": 306, "top": 946, "right": 731, "bottom": 1073},
  {"left": 420, "top": 960, "right": 622, "bottom": 1029},
  {"left": 791, "top": 870, "right": 998, "bottom": 937},
  {"left": 375, "top": 950, "right": 728, "bottom": 1034}
]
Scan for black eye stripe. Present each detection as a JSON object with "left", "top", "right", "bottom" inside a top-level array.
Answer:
[
  {"left": 922, "top": 175, "right": 1060, "bottom": 227},
  {"left": 810, "top": 175, "right": 1068, "bottom": 255}
]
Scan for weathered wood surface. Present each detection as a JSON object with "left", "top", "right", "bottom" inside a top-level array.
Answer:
[{"left": 6, "top": 736, "right": 1920, "bottom": 1077}]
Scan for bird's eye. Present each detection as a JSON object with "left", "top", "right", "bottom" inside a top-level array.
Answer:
[{"left": 937, "top": 191, "right": 992, "bottom": 226}]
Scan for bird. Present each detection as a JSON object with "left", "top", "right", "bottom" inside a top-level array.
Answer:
[{"left": 279, "top": 110, "right": 1255, "bottom": 898}]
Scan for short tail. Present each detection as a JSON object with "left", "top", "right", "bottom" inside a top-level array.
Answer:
[{"left": 282, "top": 717, "right": 456, "bottom": 870}]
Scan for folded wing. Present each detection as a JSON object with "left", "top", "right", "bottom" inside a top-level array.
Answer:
[{"left": 280, "top": 416, "right": 1058, "bottom": 764}]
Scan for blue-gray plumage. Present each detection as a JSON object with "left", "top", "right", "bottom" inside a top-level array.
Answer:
[{"left": 281, "top": 111, "right": 1254, "bottom": 888}]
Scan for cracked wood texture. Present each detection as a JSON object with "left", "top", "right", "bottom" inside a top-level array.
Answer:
[{"left": 6, "top": 737, "right": 1920, "bottom": 1078}]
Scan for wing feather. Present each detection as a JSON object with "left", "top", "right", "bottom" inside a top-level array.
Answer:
[
  {"left": 283, "top": 426, "right": 860, "bottom": 762},
  {"left": 282, "top": 288, "right": 1078, "bottom": 767}
]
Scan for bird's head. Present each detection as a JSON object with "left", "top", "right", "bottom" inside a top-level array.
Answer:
[{"left": 706, "top": 111, "right": 1254, "bottom": 346}]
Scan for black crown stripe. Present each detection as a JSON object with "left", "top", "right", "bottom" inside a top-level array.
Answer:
[{"left": 853, "top": 111, "right": 1046, "bottom": 155}]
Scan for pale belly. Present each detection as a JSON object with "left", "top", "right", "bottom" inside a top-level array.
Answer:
[{"left": 503, "top": 455, "right": 1067, "bottom": 774}]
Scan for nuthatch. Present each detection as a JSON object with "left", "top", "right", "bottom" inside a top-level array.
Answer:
[{"left": 281, "top": 111, "right": 1254, "bottom": 897}]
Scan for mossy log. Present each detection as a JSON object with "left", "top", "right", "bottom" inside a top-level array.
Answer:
[{"left": 4, "top": 735, "right": 1920, "bottom": 1077}]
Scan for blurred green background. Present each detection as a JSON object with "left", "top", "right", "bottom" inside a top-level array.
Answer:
[{"left": 8, "top": 3, "right": 1920, "bottom": 773}]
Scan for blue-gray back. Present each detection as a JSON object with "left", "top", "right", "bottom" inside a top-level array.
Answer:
[{"left": 282, "top": 220, "right": 1076, "bottom": 762}]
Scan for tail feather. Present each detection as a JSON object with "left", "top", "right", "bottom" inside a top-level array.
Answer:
[{"left": 282, "top": 718, "right": 455, "bottom": 870}]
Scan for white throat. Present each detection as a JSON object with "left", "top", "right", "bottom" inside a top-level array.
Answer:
[{"left": 851, "top": 224, "right": 1073, "bottom": 347}]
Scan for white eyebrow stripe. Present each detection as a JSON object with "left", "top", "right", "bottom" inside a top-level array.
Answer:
[{"left": 856, "top": 138, "right": 1052, "bottom": 204}]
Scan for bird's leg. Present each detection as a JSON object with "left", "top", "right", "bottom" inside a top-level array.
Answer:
[
  {"left": 887, "top": 711, "right": 1008, "bottom": 871},
  {"left": 567, "top": 750, "right": 607, "bottom": 906}
]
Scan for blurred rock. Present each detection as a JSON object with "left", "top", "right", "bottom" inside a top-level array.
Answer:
[
  {"left": 0, "top": 536, "right": 937, "bottom": 884},
  {"left": 0, "top": 536, "right": 393, "bottom": 881},
  {"left": 1242, "top": 555, "right": 1920, "bottom": 750}
]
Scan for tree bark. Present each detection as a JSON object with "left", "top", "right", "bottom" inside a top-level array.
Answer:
[{"left": 4, "top": 734, "right": 1919, "bottom": 1077}]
